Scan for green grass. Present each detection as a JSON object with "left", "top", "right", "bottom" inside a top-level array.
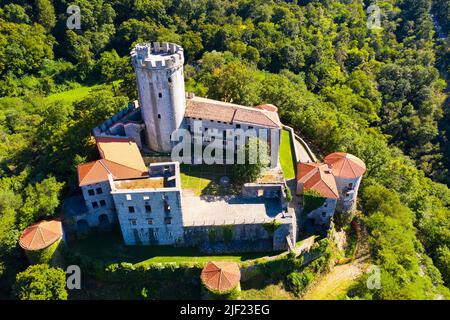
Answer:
[
  {"left": 45, "top": 80, "right": 122, "bottom": 104},
  {"left": 280, "top": 129, "right": 296, "bottom": 179},
  {"left": 240, "top": 282, "right": 296, "bottom": 300},
  {"left": 69, "top": 229, "right": 266, "bottom": 265},
  {"left": 180, "top": 164, "right": 237, "bottom": 196}
]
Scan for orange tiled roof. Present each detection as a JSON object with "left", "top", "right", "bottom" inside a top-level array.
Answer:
[
  {"left": 324, "top": 152, "right": 366, "bottom": 179},
  {"left": 77, "top": 138, "right": 148, "bottom": 187},
  {"left": 185, "top": 96, "right": 281, "bottom": 128},
  {"left": 297, "top": 162, "right": 339, "bottom": 199},
  {"left": 201, "top": 261, "right": 241, "bottom": 293},
  {"left": 19, "top": 219, "right": 63, "bottom": 251}
]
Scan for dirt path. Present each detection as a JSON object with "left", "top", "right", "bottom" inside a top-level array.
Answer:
[{"left": 302, "top": 256, "right": 369, "bottom": 300}]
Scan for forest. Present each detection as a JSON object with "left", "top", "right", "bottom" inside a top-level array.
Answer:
[{"left": 0, "top": 0, "right": 449, "bottom": 299}]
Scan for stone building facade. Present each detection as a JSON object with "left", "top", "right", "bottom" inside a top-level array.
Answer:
[{"left": 297, "top": 153, "right": 366, "bottom": 230}]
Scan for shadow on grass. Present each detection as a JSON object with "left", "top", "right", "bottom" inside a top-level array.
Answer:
[{"left": 68, "top": 228, "right": 268, "bottom": 265}]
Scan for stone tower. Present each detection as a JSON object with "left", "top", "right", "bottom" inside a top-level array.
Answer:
[
  {"left": 324, "top": 152, "right": 366, "bottom": 213},
  {"left": 131, "top": 42, "right": 186, "bottom": 153}
]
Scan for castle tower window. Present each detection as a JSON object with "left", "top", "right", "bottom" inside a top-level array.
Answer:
[
  {"left": 143, "top": 196, "right": 150, "bottom": 200},
  {"left": 164, "top": 217, "right": 172, "bottom": 225},
  {"left": 100, "top": 200, "right": 106, "bottom": 207},
  {"left": 96, "top": 187, "right": 103, "bottom": 194},
  {"left": 158, "top": 114, "right": 161, "bottom": 119},
  {"left": 129, "top": 219, "right": 137, "bottom": 226},
  {"left": 147, "top": 219, "right": 153, "bottom": 225},
  {"left": 126, "top": 194, "right": 132, "bottom": 201},
  {"left": 128, "top": 206, "right": 135, "bottom": 213},
  {"left": 92, "top": 201, "right": 99, "bottom": 209},
  {"left": 88, "top": 189, "right": 95, "bottom": 196},
  {"left": 164, "top": 200, "right": 171, "bottom": 213},
  {"left": 348, "top": 183, "right": 354, "bottom": 189},
  {"left": 236, "top": 124, "right": 241, "bottom": 129},
  {"left": 168, "top": 77, "right": 172, "bottom": 83},
  {"left": 145, "top": 205, "right": 152, "bottom": 213},
  {"left": 322, "top": 212, "right": 327, "bottom": 218},
  {"left": 158, "top": 93, "right": 162, "bottom": 98}
]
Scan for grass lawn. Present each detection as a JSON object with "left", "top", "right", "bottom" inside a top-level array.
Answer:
[
  {"left": 240, "top": 282, "right": 296, "bottom": 300},
  {"left": 180, "top": 164, "right": 237, "bottom": 196},
  {"left": 280, "top": 129, "right": 296, "bottom": 179},
  {"left": 69, "top": 229, "right": 267, "bottom": 266},
  {"left": 45, "top": 80, "right": 122, "bottom": 104}
]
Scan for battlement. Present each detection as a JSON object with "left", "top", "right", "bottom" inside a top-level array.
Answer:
[{"left": 131, "top": 42, "right": 184, "bottom": 69}]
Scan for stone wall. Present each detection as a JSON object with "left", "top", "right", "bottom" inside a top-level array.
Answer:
[{"left": 132, "top": 42, "right": 186, "bottom": 153}]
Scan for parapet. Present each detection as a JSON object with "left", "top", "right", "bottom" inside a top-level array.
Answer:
[{"left": 131, "top": 42, "right": 184, "bottom": 70}]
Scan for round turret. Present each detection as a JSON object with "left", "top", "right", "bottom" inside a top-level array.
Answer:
[{"left": 131, "top": 42, "right": 186, "bottom": 153}]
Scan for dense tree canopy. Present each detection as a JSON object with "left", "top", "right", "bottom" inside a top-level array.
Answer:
[{"left": 0, "top": 0, "right": 448, "bottom": 299}]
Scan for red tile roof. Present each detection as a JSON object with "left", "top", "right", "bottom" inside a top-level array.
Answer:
[
  {"left": 19, "top": 219, "right": 63, "bottom": 251},
  {"left": 77, "top": 138, "right": 148, "bottom": 187},
  {"left": 297, "top": 162, "right": 339, "bottom": 199},
  {"left": 324, "top": 152, "right": 366, "bottom": 179},
  {"left": 185, "top": 96, "right": 281, "bottom": 128},
  {"left": 201, "top": 261, "right": 241, "bottom": 293}
]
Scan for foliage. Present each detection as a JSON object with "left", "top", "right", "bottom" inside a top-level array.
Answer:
[
  {"left": 12, "top": 264, "right": 67, "bottom": 300},
  {"left": 263, "top": 219, "right": 282, "bottom": 236},
  {"left": 303, "top": 190, "right": 327, "bottom": 214},
  {"left": 232, "top": 137, "right": 270, "bottom": 184}
]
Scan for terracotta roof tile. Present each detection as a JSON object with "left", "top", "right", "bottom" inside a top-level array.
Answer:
[
  {"left": 297, "top": 162, "right": 339, "bottom": 199},
  {"left": 324, "top": 152, "right": 366, "bottom": 179},
  {"left": 77, "top": 139, "right": 148, "bottom": 187},
  {"left": 201, "top": 261, "right": 241, "bottom": 293},
  {"left": 19, "top": 219, "right": 63, "bottom": 251},
  {"left": 185, "top": 96, "right": 281, "bottom": 128}
]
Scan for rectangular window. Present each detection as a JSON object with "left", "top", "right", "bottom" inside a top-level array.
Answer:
[
  {"left": 145, "top": 205, "right": 152, "bottom": 213},
  {"left": 143, "top": 196, "right": 150, "bottom": 201},
  {"left": 100, "top": 200, "right": 106, "bottom": 207},
  {"left": 147, "top": 219, "right": 153, "bottom": 225},
  {"left": 88, "top": 189, "right": 95, "bottom": 196},
  {"left": 236, "top": 124, "right": 241, "bottom": 129},
  {"left": 164, "top": 217, "right": 172, "bottom": 225},
  {"left": 158, "top": 114, "right": 161, "bottom": 119},
  {"left": 96, "top": 187, "right": 103, "bottom": 194},
  {"left": 129, "top": 219, "right": 137, "bottom": 226},
  {"left": 164, "top": 200, "right": 171, "bottom": 213},
  {"left": 248, "top": 126, "right": 254, "bottom": 129},
  {"left": 126, "top": 194, "right": 132, "bottom": 201},
  {"left": 92, "top": 201, "right": 98, "bottom": 209},
  {"left": 158, "top": 92, "right": 162, "bottom": 98},
  {"left": 128, "top": 206, "right": 135, "bottom": 213}
]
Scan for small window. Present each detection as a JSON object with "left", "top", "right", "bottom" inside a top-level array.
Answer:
[
  {"left": 158, "top": 114, "right": 161, "bottom": 119},
  {"left": 143, "top": 196, "right": 150, "bottom": 201},
  {"left": 126, "top": 194, "right": 132, "bottom": 201},
  {"left": 348, "top": 183, "right": 354, "bottom": 189},
  {"left": 168, "top": 77, "right": 172, "bottom": 83},
  {"left": 322, "top": 212, "right": 327, "bottom": 218},
  {"left": 100, "top": 200, "right": 106, "bottom": 207},
  {"left": 128, "top": 206, "right": 135, "bottom": 213},
  {"left": 158, "top": 92, "right": 162, "bottom": 98},
  {"left": 164, "top": 200, "right": 171, "bottom": 213},
  {"left": 248, "top": 126, "right": 254, "bottom": 129},
  {"left": 96, "top": 187, "right": 103, "bottom": 195},
  {"left": 164, "top": 217, "right": 172, "bottom": 225},
  {"left": 92, "top": 201, "right": 98, "bottom": 209},
  {"left": 129, "top": 219, "right": 137, "bottom": 226},
  {"left": 145, "top": 205, "right": 152, "bottom": 213},
  {"left": 236, "top": 124, "right": 241, "bottom": 129},
  {"left": 147, "top": 219, "right": 153, "bottom": 225},
  {"left": 88, "top": 189, "right": 95, "bottom": 196}
]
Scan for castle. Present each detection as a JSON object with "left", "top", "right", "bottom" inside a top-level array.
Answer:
[
  {"left": 62, "top": 42, "right": 365, "bottom": 253},
  {"left": 63, "top": 42, "right": 294, "bottom": 252}
]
